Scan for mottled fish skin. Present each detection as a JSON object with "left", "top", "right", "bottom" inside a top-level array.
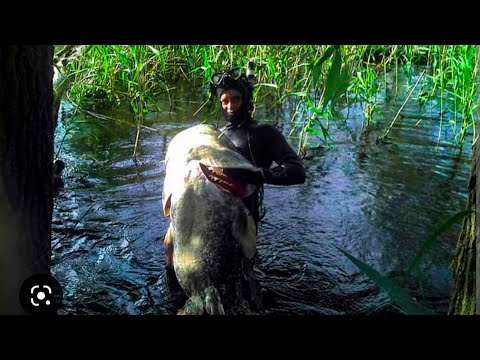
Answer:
[{"left": 162, "top": 124, "right": 259, "bottom": 314}]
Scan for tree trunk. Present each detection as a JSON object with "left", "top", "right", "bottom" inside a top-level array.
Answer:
[
  {"left": 0, "top": 46, "right": 54, "bottom": 314},
  {"left": 449, "top": 46, "right": 479, "bottom": 315},
  {"left": 449, "top": 144, "right": 477, "bottom": 314},
  {"left": 477, "top": 142, "right": 479, "bottom": 316}
]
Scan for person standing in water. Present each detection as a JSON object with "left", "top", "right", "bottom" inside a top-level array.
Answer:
[{"left": 208, "top": 63, "right": 306, "bottom": 309}]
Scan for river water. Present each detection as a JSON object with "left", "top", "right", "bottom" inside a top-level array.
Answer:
[{"left": 51, "top": 68, "right": 472, "bottom": 315}]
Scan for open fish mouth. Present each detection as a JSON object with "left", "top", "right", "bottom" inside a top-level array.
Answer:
[{"left": 199, "top": 162, "right": 245, "bottom": 198}]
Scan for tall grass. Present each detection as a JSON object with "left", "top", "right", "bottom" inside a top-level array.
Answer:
[{"left": 55, "top": 45, "right": 478, "bottom": 153}]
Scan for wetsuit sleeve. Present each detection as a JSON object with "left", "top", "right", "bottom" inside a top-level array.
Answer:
[{"left": 260, "top": 125, "right": 306, "bottom": 186}]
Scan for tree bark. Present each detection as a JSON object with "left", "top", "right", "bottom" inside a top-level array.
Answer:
[
  {"left": 476, "top": 46, "right": 480, "bottom": 316},
  {"left": 0, "top": 46, "right": 54, "bottom": 314},
  {"left": 449, "top": 46, "right": 479, "bottom": 315},
  {"left": 449, "top": 144, "right": 477, "bottom": 315},
  {"left": 477, "top": 47, "right": 480, "bottom": 316}
]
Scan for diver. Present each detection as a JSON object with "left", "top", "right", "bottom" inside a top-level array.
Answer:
[
  {"left": 210, "top": 63, "right": 306, "bottom": 226},
  {"left": 208, "top": 63, "right": 306, "bottom": 309}
]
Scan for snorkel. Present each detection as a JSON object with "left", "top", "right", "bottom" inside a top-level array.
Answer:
[{"left": 210, "top": 62, "right": 255, "bottom": 126}]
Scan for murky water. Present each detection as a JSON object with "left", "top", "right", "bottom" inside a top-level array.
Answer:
[{"left": 51, "top": 68, "right": 472, "bottom": 315}]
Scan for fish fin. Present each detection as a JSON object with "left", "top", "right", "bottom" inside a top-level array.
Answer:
[
  {"left": 233, "top": 209, "right": 257, "bottom": 259},
  {"left": 178, "top": 295, "right": 204, "bottom": 315},
  {"left": 163, "top": 193, "right": 172, "bottom": 216},
  {"left": 203, "top": 286, "right": 225, "bottom": 315}
]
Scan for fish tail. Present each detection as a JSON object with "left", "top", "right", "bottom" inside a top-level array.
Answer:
[
  {"left": 177, "top": 286, "right": 225, "bottom": 315},
  {"left": 202, "top": 286, "right": 225, "bottom": 315}
]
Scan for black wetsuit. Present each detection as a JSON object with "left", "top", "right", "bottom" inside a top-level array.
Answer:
[{"left": 219, "top": 119, "right": 306, "bottom": 224}]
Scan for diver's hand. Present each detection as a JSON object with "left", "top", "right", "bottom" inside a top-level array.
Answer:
[{"left": 222, "top": 167, "right": 267, "bottom": 185}]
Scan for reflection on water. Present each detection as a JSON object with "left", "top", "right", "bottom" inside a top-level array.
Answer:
[{"left": 52, "top": 69, "right": 472, "bottom": 315}]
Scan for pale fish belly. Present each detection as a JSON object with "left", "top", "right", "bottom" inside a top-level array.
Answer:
[{"left": 162, "top": 124, "right": 259, "bottom": 314}]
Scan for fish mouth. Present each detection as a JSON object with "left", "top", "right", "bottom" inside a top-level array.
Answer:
[{"left": 199, "top": 162, "right": 245, "bottom": 198}]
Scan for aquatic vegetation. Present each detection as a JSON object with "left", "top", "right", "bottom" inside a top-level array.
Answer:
[{"left": 55, "top": 45, "right": 478, "bottom": 151}]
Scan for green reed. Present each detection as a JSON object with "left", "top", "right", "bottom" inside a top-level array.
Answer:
[
  {"left": 408, "top": 45, "right": 477, "bottom": 145},
  {"left": 56, "top": 45, "right": 478, "bottom": 153}
]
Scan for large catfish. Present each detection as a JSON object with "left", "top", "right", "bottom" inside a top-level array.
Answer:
[{"left": 162, "top": 124, "right": 260, "bottom": 315}]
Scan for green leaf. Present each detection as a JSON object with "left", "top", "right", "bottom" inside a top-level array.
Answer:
[
  {"left": 312, "top": 46, "right": 335, "bottom": 89},
  {"left": 333, "top": 68, "right": 352, "bottom": 103},
  {"left": 308, "top": 106, "right": 323, "bottom": 114},
  {"left": 336, "top": 247, "right": 435, "bottom": 315},
  {"left": 147, "top": 45, "right": 160, "bottom": 57},
  {"left": 306, "top": 127, "right": 320, "bottom": 135},
  {"left": 407, "top": 209, "right": 474, "bottom": 274},
  {"left": 322, "top": 46, "right": 342, "bottom": 111},
  {"left": 318, "top": 121, "right": 333, "bottom": 141},
  {"left": 290, "top": 91, "right": 308, "bottom": 97}
]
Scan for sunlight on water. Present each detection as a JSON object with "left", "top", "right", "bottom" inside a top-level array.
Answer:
[{"left": 52, "top": 68, "right": 472, "bottom": 315}]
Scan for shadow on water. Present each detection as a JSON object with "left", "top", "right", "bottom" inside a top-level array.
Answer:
[{"left": 51, "top": 68, "right": 472, "bottom": 315}]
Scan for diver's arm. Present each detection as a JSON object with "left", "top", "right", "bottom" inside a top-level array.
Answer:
[
  {"left": 261, "top": 125, "right": 306, "bottom": 186},
  {"left": 221, "top": 124, "right": 306, "bottom": 186}
]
